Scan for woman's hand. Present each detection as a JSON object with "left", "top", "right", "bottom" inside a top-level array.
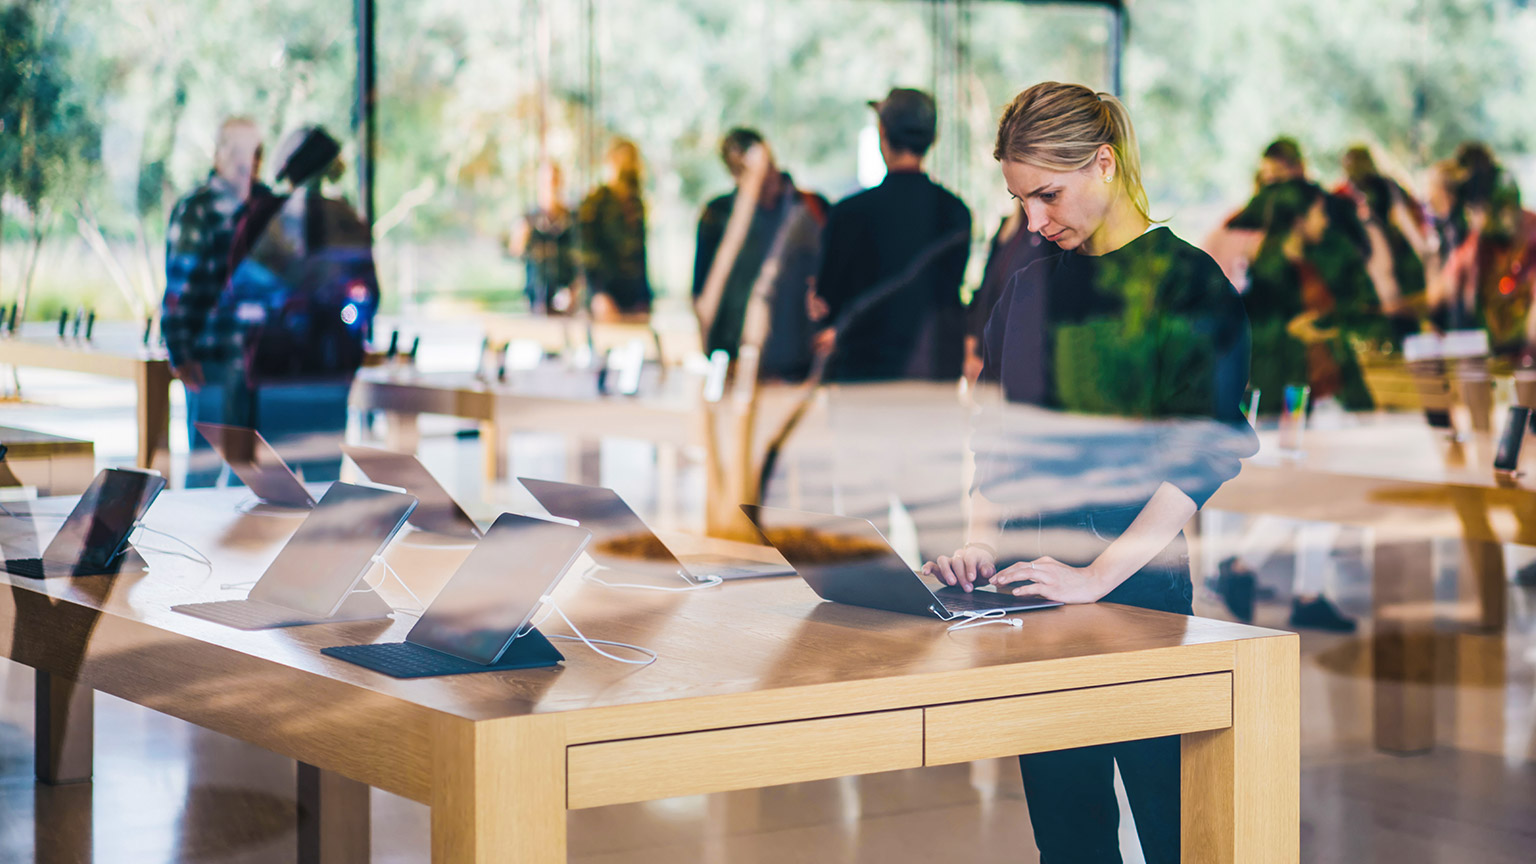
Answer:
[
  {"left": 922, "top": 545, "right": 997, "bottom": 592},
  {"left": 991, "top": 556, "right": 1111, "bottom": 605}
]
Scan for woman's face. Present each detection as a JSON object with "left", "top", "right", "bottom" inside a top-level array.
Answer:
[{"left": 1000, "top": 154, "right": 1116, "bottom": 251}]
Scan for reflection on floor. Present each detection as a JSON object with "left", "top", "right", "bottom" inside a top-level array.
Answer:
[{"left": 4, "top": 358, "right": 1536, "bottom": 862}]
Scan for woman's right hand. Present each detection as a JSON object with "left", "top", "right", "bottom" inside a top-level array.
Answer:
[{"left": 922, "top": 545, "right": 997, "bottom": 593}]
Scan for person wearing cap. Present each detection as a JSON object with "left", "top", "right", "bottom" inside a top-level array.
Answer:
[
  {"left": 214, "top": 125, "right": 379, "bottom": 482},
  {"left": 162, "top": 116, "right": 265, "bottom": 486},
  {"left": 811, "top": 88, "right": 972, "bottom": 381},
  {"left": 692, "top": 128, "right": 829, "bottom": 380}
]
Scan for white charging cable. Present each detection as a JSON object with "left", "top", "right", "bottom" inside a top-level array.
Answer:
[
  {"left": 946, "top": 609, "right": 1023, "bottom": 632},
  {"left": 530, "top": 596, "right": 658, "bottom": 666},
  {"left": 580, "top": 563, "right": 723, "bottom": 592},
  {"left": 132, "top": 525, "right": 213, "bottom": 569},
  {"left": 354, "top": 555, "right": 424, "bottom": 616}
]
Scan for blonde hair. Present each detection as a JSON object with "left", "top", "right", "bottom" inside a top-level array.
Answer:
[{"left": 993, "top": 82, "right": 1150, "bottom": 222}]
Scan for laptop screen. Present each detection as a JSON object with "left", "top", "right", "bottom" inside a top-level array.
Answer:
[
  {"left": 249, "top": 483, "right": 417, "bottom": 617},
  {"left": 44, "top": 469, "right": 165, "bottom": 572},
  {"left": 195, "top": 423, "right": 314, "bottom": 508},
  {"left": 407, "top": 513, "right": 591, "bottom": 665},
  {"left": 518, "top": 478, "right": 692, "bottom": 581},
  {"left": 342, "top": 445, "right": 481, "bottom": 538}
]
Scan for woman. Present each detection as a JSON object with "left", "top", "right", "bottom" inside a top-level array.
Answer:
[
  {"left": 1244, "top": 179, "right": 1378, "bottom": 413},
  {"left": 1338, "top": 146, "right": 1429, "bottom": 346},
  {"left": 576, "top": 139, "right": 653, "bottom": 321},
  {"left": 509, "top": 161, "right": 576, "bottom": 314},
  {"left": 924, "top": 82, "right": 1256, "bottom": 863}
]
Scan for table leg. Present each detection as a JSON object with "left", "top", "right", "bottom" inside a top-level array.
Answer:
[
  {"left": 136, "top": 362, "right": 173, "bottom": 474},
  {"left": 297, "top": 762, "right": 371, "bottom": 864},
  {"left": 1181, "top": 634, "right": 1299, "bottom": 864},
  {"left": 1373, "top": 538, "right": 1436, "bottom": 754},
  {"left": 431, "top": 714, "right": 565, "bottom": 863},
  {"left": 481, "top": 418, "right": 505, "bottom": 482},
  {"left": 383, "top": 410, "right": 421, "bottom": 454},
  {"left": 35, "top": 670, "right": 93, "bottom": 785}
]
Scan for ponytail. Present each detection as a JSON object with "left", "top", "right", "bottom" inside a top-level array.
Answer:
[{"left": 994, "top": 82, "right": 1152, "bottom": 222}]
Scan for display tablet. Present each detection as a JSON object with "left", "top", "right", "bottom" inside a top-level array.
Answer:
[
  {"left": 406, "top": 513, "right": 591, "bottom": 664},
  {"left": 248, "top": 482, "right": 417, "bottom": 617},
  {"left": 1494, "top": 405, "right": 1530, "bottom": 472},
  {"left": 43, "top": 468, "right": 165, "bottom": 573}
]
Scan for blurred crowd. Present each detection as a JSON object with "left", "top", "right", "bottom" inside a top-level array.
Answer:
[{"left": 1205, "top": 137, "right": 1536, "bottom": 414}]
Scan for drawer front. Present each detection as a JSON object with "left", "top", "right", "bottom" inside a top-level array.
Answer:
[
  {"left": 567, "top": 709, "right": 923, "bottom": 809},
  {"left": 925, "top": 673, "right": 1232, "bottom": 766}
]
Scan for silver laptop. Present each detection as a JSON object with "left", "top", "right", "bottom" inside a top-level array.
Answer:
[
  {"left": 519, "top": 477, "right": 794, "bottom": 582},
  {"left": 172, "top": 483, "right": 417, "bottom": 629},
  {"left": 739, "top": 504, "right": 1060, "bottom": 620},
  {"left": 195, "top": 422, "right": 316, "bottom": 509},
  {"left": 342, "top": 445, "right": 482, "bottom": 540}
]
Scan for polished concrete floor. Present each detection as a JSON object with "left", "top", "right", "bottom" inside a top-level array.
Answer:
[{"left": 5, "top": 344, "right": 1536, "bottom": 862}]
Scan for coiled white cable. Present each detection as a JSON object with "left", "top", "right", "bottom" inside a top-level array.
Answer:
[
  {"left": 532, "top": 596, "right": 657, "bottom": 666},
  {"left": 133, "top": 525, "right": 213, "bottom": 569},
  {"left": 946, "top": 609, "right": 1023, "bottom": 632}
]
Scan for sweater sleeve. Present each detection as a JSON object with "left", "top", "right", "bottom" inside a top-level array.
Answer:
[{"left": 1152, "top": 267, "right": 1259, "bottom": 509}]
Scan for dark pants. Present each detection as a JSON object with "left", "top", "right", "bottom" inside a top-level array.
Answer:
[{"left": 1007, "top": 507, "right": 1193, "bottom": 864}]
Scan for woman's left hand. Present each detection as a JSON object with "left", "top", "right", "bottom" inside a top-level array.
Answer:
[{"left": 991, "top": 556, "right": 1111, "bottom": 605}]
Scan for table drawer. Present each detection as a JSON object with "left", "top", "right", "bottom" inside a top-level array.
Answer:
[
  {"left": 925, "top": 673, "right": 1232, "bottom": 766},
  {"left": 567, "top": 709, "right": 923, "bottom": 809}
]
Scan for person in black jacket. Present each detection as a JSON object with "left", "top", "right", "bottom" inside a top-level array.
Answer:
[
  {"left": 811, "top": 88, "right": 972, "bottom": 381},
  {"left": 925, "top": 81, "right": 1257, "bottom": 864}
]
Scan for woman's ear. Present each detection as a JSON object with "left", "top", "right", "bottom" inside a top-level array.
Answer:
[{"left": 1096, "top": 144, "right": 1118, "bottom": 184}]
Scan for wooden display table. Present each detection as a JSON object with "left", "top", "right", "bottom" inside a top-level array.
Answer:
[
  {"left": 0, "top": 325, "right": 170, "bottom": 473},
  {"left": 480, "top": 311, "right": 701, "bottom": 367},
  {"left": 0, "top": 426, "right": 95, "bottom": 496},
  {"left": 1, "top": 486, "right": 1298, "bottom": 863}
]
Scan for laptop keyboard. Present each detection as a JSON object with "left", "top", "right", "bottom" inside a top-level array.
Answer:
[
  {"left": 172, "top": 600, "right": 315, "bottom": 630},
  {"left": 3, "top": 558, "right": 45, "bottom": 579},
  {"left": 328, "top": 642, "right": 481, "bottom": 677},
  {"left": 937, "top": 587, "right": 1030, "bottom": 614}
]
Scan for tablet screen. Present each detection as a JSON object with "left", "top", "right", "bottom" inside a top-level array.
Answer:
[
  {"left": 407, "top": 513, "right": 590, "bottom": 665},
  {"left": 519, "top": 478, "right": 688, "bottom": 580},
  {"left": 44, "top": 469, "right": 165, "bottom": 572},
  {"left": 249, "top": 483, "right": 416, "bottom": 616}
]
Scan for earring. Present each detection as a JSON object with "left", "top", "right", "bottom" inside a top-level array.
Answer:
[{"left": 1103, "top": 174, "right": 1113, "bottom": 184}]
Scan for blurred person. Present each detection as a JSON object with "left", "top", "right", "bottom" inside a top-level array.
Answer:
[
  {"left": 1227, "top": 137, "right": 1369, "bottom": 257},
  {"left": 965, "top": 203, "right": 1056, "bottom": 381},
  {"left": 925, "top": 82, "right": 1256, "bottom": 864},
  {"left": 577, "top": 139, "right": 652, "bottom": 321},
  {"left": 1243, "top": 179, "right": 1377, "bottom": 415},
  {"left": 162, "top": 116, "right": 265, "bottom": 487},
  {"left": 508, "top": 161, "right": 576, "bottom": 314},
  {"left": 811, "top": 88, "right": 972, "bottom": 381},
  {"left": 1440, "top": 143, "right": 1536, "bottom": 355},
  {"left": 217, "top": 125, "right": 380, "bottom": 482},
  {"left": 692, "top": 128, "right": 828, "bottom": 380},
  {"left": 1337, "top": 145, "right": 1430, "bottom": 346}
]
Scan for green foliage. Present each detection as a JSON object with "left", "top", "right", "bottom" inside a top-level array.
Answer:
[{"left": 0, "top": 2, "right": 101, "bottom": 219}]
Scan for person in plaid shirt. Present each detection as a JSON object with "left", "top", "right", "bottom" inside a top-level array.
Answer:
[{"left": 161, "top": 116, "right": 263, "bottom": 485}]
